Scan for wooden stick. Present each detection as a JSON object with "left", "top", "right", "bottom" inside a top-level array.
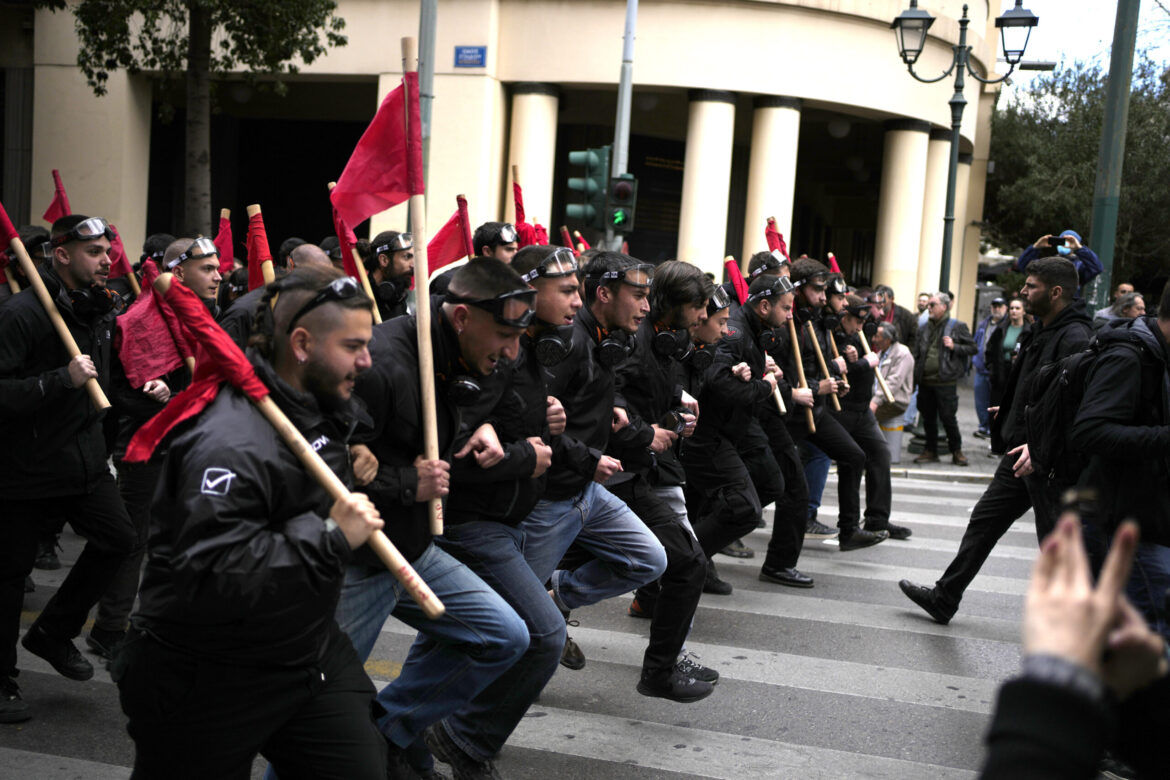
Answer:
[
  {"left": 220, "top": 207, "right": 231, "bottom": 221},
  {"left": 6, "top": 272, "right": 20, "bottom": 294},
  {"left": 772, "top": 384, "right": 787, "bottom": 416},
  {"left": 827, "top": 331, "right": 850, "bottom": 396},
  {"left": 326, "top": 182, "right": 381, "bottom": 325},
  {"left": 807, "top": 321, "right": 840, "bottom": 412},
  {"left": 124, "top": 269, "right": 142, "bottom": 297},
  {"left": 786, "top": 318, "right": 815, "bottom": 434},
  {"left": 154, "top": 272, "right": 444, "bottom": 619},
  {"left": 6, "top": 235, "right": 109, "bottom": 410},
  {"left": 859, "top": 330, "right": 896, "bottom": 404},
  {"left": 184, "top": 356, "right": 196, "bottom": 374},
  {"left": 403, "top": 36, "right": 443, "bottom": 537},
  {"left": 245, "top": 204, "right": 276, "bottom": 286}
]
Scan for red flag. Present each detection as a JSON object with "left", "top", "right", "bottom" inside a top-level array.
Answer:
[
  {"left": 724, "top": 258, "right": 749, "bottom": 306},
  {"left": 114, "top": 260, "right": 193, "bottom": 388},
  {"left": 512, "top": 182, "right": 550, "bottom": 249},
  {"left": 331, "top": 205, "right": 362, "bottom": 279},
  {"left": 0, "top": 199, "right": 18, "bottom": 244},
  {"left": 107, "top": 225, "right": 134, "bottom": 280},
  {"left": 765, "top": 218, "right": 790, "bottom": 261},
  {"left": 826, "top": 252, "right": 842, "bottom": 274},
  {"left": 330, "top": 73, "right": 424, "bottom": 230},
  {"left": 425, "top": 195, "right": 474, "bottom": 274},
  {"left": 42, "top": 170, "right": 72, "bottom": 224},
  {"left": 560, "top": 226, "right": 579, "bottom": 257},
  {"left": 213, "top": 215, "right": 234, "bottom": 276},
  {"left": 457, "top": 195, "right": 473, "bottom": 259},
  {"left": 574, "top": 230, "right": 591, "bottom": 251},
  {"left": 124, "top": 278, "right": 269, "bottom": 463},
  {"left": 0, "top": 253, "right": 9, "bottom": 286},
  {"left": 246, "top": 211, "right": 272, "bottom": 291}
]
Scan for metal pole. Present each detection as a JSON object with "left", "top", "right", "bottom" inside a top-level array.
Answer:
[
  {"left": 1088, "top": 0, "right": 1140, "bottom": 309},
  {"left": 418, "top": 0, "right": 437, "bottom": 184},
  {"left": 938, "top": 10, "right": 969, "bottom": 293},
  {"left": 607, "top": 0, "right": 638, "bottom": 250}
]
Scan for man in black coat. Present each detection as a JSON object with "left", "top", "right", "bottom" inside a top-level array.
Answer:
[
  {"left": 115, "top": 266, "right": 388, "bottom": 777},
  {"left": 366, "top": 231, "right": 414, "bottom": 321},
  {"left": 912, "top": 291, "right": 977, "bottom": 465},
  {"left": 219, "top": 244, "right": 333, "bottom": 350},
  {"left": 0, "top": 215, "right": 136, "bottom": 722},
  {"left": 901, "top": 259, "right": 1093, "bottom": 624}
]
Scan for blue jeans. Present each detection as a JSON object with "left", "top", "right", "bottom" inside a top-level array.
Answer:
[
  {"left": 904, "top": 387, "right": 919, "bottom": 428},
  {"left": 434, "top": 521, "right": 566, "bottom": 762},
  {"left": 522, "top": 482, "right": 666, "bottom": 611},
  {"left": 800, "top": 441, "right": 831, "bottom": 522},
  {"left": 1127, "top": 542, "right": 1170, "bottom": 643},
  {"left": 335, "top": 543, "right": 528, "bottom": 749},
  {"left": 973, "top": 371, "right": 992, "bottom": 433}
]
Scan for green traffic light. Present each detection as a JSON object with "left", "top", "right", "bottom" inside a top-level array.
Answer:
[{"left": 611, "top": 209, "right": 627, "bottom": 226}]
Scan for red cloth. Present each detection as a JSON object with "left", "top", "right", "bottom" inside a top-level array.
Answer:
[
  {"left": 107, "top": 225, "right": 134, "bottom": 279},
  {"left": 427, "top": 207, "right": 469, "bottom": 273},
  {"left": 765, "top": 218, "right": 790, "bottom": 261},
  {"left": 42, "top": 170, "right": 72, "bottom": 224},
  {"left": 0, "top": 253, "right": 8, "bottom": 286},
  {"left": 0, "top": 200, "right": 17, "bottom": 245},
  {"left": 560, "top": 226, "right": 579, "bottom": 257},
  {"left": 124, "top": 279, "right": 269, "bottom": 463},
  {"left": 826, "top": 252, "right": 842, "bottom": 274},
  {"left": 330, "top": 72, "right": 424, "bottom": 230},
  {"left": 457, "top": 195, "right": 473, "bottom": 259},
  {"left": 575, "top": 231, "right": 591, "bottom": 251},
  {"left": 213, "top": 215, "right": 234, "bottom": 276},
  {"left": 724, "top": 258, "right": 749, "bottom": 306},
  {"left": 512, "top": 182, "right": 549, "bottom": 249},
  {"left": 114, "top": 260, "right": 191, "bottom": 388},
  {"left": 246, "top": 212, "right": 272, "bottom": 291},
  {"left": 331, "top": 205, "right": 362, "bottom": 279}
]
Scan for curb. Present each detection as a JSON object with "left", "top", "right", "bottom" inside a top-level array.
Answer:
[{"left": 890, "top": 467, "right": 993, "bottom": 484}]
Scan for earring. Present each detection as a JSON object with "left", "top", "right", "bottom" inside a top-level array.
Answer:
[{"left": 298, "top": 356, "right": 306, "bottom": 365}]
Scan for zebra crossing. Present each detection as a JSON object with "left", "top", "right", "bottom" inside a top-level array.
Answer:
[{"left": 2, "top": 472, "right": 1038, "bottom": 779}]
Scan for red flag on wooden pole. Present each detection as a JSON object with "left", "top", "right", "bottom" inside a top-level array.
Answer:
[
  {"left": 42, "top": 170, "right": 72, "bottom": 223},
  {"left": 573, "top": 230, "right": 591, "bottom": 250},
  {"left": 724, "top": 256, "right": 749, "bottom": 306},
  {"left": 114, "top": 260, "right": 194, "bottom": 388},
  {"left": 245, "top": 206, "right": 275, "bottom": 291},
  {"left": 765, "top": 217, "right": 790, "bottom": 261},
  {"left": 213, "top": 209, "right": 234, "bottom": 276},
  {"left": 107, "top": 225, "right": 141, "bottom": 296},
  {"left": 826, "top": 252, "right": 842, "bottom": 274},
  {"left": 559, "top": 226, "right": 579, "bottom": 257}
]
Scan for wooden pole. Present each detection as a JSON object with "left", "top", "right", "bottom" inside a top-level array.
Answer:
[
  {"left": 859, "top": 330, "right": 896, "bottom": 405},
  {"left": 153, "top": 272, "right": 444, "bottom": 618},
  {"left": 786, "top": 318, "right": 815, "bottom": 434},
  {"left": 827, "top": 331, "right": 849, "bottom": 396},
  {"left": 326, "top": 182, "right": 381, "bottom": 325},
  {"left": 772, "top": 385, "right": 787, "bottom": 416},
  {"left": 124, "top": 270, "right": 142, "bottom": 297},
  {"left": 6, "top": 236, "right": 110, "bottom": 410},
  {"left": 220, "top": 207, "right": 231, "bottom": 221},
  {"left": 245, "top": 204, "right": 276, "bottom": 286},
  {"left": 6, "top": 273, "right": 20, "bottom": 294},
  {"left": 403, "top": 36, "right": 443, "bottom": 537},
  {"left": 807, "top": 321, "right": 840, "bottom": 412}
]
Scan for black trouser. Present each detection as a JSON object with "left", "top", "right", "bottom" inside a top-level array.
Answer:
[
  {"left": 682, "top": 439, "right": 763, "bottom": 558},
  {"left": 833, "top": 408, "right": 893, "bottom": 526},
  {"left": 746, "top": 414, "right": 807, "bottom": 569},
  {"left": 935, "top": 453, "right": 1058, "bottom": 609},
  {"left": 114, "top": 627, "right": 386, "bottom": 780},
  {"left": 786, "top": 407, "right": 867, "bottom": 531},
  {"left": 0, "top": 473, "right": 135, "bottom": 678},
  {"left": 918, "top": 382, "right": 962, "bottom": 454},
  {"left": 95, "top": 460, "right": 163, "bottom": 633},
  {"left": 607, "top": 476, "right": 704, "bottom": 674}
]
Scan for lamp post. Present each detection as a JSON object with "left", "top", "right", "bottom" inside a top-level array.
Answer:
[{"left": 892, "top": 1, "right": 1038, "bottom": 291}]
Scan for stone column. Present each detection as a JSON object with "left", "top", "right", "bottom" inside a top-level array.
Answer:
[
  {"left": 952, "top": 154, "right": 975, "bottom": 317},
  {"left": 916, "top": 128, "right": 952, "bottom": 296},
  {"left": 742, "top": 96, "right": 801, "bottom": 264},
  {"left": 505, "top": 83, "right": 559, "bottom": 227},
  {"left": 872, "top": 119, "right": 930, "bottom": 304},
  {"left": 677, "top": 90, "right": 736, "bottom": 279}
]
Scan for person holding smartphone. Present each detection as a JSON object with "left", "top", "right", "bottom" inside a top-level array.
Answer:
[{"left": 1015, "top": 229, "right": 1102, "bottom": 290}]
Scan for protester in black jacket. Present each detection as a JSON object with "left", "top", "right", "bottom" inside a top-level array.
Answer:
[
  {"left": 0, "top": 216, "right": 136, "bottom": 723},
  {"left": 218, "top": 244, "right": 333, "bottom": 350},
  {"left": 116, "top": 266, "right": 387, "bottom": 778},
  {"left": 367, "top": 231, "right": 414, "bottom": 321},
  {"left": 901, "top": 259, "right": 1092, "bottom": 625}
]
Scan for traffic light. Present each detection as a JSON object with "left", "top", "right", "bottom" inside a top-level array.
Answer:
[
  {"left": 566, "top": 145, "right": 610, "bottom": 231},
  {"left": 606, "top": 174, "right": 638, "bottom": 234}
]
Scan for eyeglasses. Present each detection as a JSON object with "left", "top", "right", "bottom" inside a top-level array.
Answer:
[
  {"left": 287, "top": 277, "right": 364, "bottom": 333},
  {"left": 520, "top": 248, "right": 578, "bottom": 283},
  {"left": 444, "top": 287, "right": 536, "bottom": 328},
  {"left": 749, "top": 250, "right": 789, "bottom": 278},
  {"left": 51, "top": 217, "right": 115, "bottom": 247},
  {"left": 167, "top": 237, "right": 218, "bottom": 269},
  {"left": 747, "top": 275, "right": 796, "bottom": 303},
  {"left": 375, "top": 233, "right": 413, "bottom": 255},
  {"left": 707, "top": 285, "right": 731, "bottom": 312},
  {"left": 588, "top": 262, "right": 654, "bottom": 289}
]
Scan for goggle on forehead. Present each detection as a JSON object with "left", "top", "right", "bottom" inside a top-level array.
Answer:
[
  {"left": 51, "top": 217, "right": 115, "bottom": 247},
  {"left": 520, "top": 248, "right": 578, "bottom": 283},
  {"left": 750, "top": 249, "right": 789, "bottom": 278},
  {"left": 747, "top": 275, "right": 796, "bottom": 303},
  {"left": 792, "top": 272, "right": 828, "bottom": 291},
  {"left": 495, "top": 224, "right": 518, "bottom": 245},
  {"left": 589, "top": 262, "right": 654, "bottom": 288},
  {"left": 444, "top": 287, "right": 536, "bottom": 328},
  {"left": 287, "top": 276, "right": 363, "bottom": 333},
  {"left": 167, "top": 237, "right": 218, "bottom": 270},
  {"left": 707, "top": 285, "right": 731, "bottom": 313},
  {"left": 375, "top": 233, "right": 413, "bottom": 254}
]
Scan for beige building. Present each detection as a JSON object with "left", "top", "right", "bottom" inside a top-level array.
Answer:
[{"left": 1, "top": 0, "right": 1006, "bottom": 319}]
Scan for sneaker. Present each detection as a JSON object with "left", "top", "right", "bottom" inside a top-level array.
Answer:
[
  {"left": 675, "top": 651, "right": 719, "bottom": 684},
  {"left": 898, "top": 579, "right": 955, "bottom": 625},
  {"left": 703, "top": 560, "right": 733, "bottom": 595},
  {"left": 627, "top": 598, "right": 651, "bottom": 619},
  {"left": 385, "top": 737, "right": 424, "bottom": 780},
  {"left": 865, "top": 521, "right": 912, "bottom": 540},
  {"left": 805, "top": 518, "right": 838, "bottom": 539},
  {"left": 423, "top": 722, "right": 501, "bottom": 780},
  {"left": 718, "top": 539, "right": 754, "bottom": 559},
  {"left": 636, "top": 667, "right": 714, "bottom": 703},
  {"left": 913, "top": 450, "right": 939, "bottom": 464},
  {"left": 21, "top": 624, "right": 94, "bottom": 681},
  {"left": 972, "top": 429, "right": 990, "bottom": 440},
  {"left": 0, "top": 677, "right": 31, "bottom": 724},
  {"left": 33, "top": 540, "right": 61, "bottom": 571},
  {"left": 758, "top": 565, "right": 814, "bottom": 588},
  {"left": 560, "top": 619, "right": 585, "bottom": 671},
  {"left": 86, "top": 627, "right": 126, "bottom": 662},
  {"left": 952, "top": 450, "right": 969, "bottom": 466},
  {"left": 838, "top": 528, "right": 888, "bottom": 551}
]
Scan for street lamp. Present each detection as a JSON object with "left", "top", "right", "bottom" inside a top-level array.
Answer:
[{"left": 891, "top": 1, "right": 1038, "bottom": 291}]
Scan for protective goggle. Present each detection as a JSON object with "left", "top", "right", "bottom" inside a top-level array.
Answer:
[
  {"left": 287, "top": 276, "right": 364, "bottom": 333},
  {"left": 589, "top": 262, "right": 654, "bottom": 289},
  {"left": 494, "top": 224, "right": 519, "bottom": 245},
  {"left": 520, "top": 248, "right": 578, "bottom": 283},
  {"left": 141, "top": 249, "right": 166, "bottom": 265},
  {"left": 375, "top": 233, "right": 413, "bottom": 255},
  {"left": 750, "top": 249, "right": 789, "bottom": 278},
  {"left": 747, "top": 275, "right": 796, "bottom": 303},
  {"left": 706, "top": 285, "right": 731, "bottom": 313},
  {"left": 792, "top": 271, "right": 828, "bottom": 291},
  {"left": 445, "top": 287, "right": 536, "bottom": 328},
  {"left": 51, "top": 217, "right": 115, "bottom": 247},
  {"left": 167, "top": 237, "right": 219, "bottom": 269},
  {"left": 827, "top": 275, "right": 847, "bottom": 296},
  {"left": 844, "top": 301, "right": 872, "bottom": 319}
]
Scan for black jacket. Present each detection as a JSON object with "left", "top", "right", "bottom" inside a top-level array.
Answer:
[
  {"left": 0, "top": 269, "right": 116, "bottom": 498},
  {"left": 1071, "top": 316, "right": 1170, "bottom": 545},
  {"left": 373, "top": 279, "right": 410, "bottom": 321},
  {"left": 709, "top": 305, "right": 788, "bottom": 448},
  {"left": 218, "top": 285, "right": 266, "bottom": 351},
  {"left": 992, "top": 301, "right": 1094, "bottom": 453},
  {"left": 913, "top": 316, "right": 977, "bottom": 384},
  {"left": 836, "top": 330, "right": 876, "bottom": 412},
  {"left": 109, "top": 353, "right": 191, "bottom": 462},
  {"left": 608, "top": 317, "right": 681, "bottom": 485},
  {"left": 133, "top": 357, "right": 360, "bottom": 667},
  {"left": 891, "top": 304, "right": 919, "bottom": 348}
]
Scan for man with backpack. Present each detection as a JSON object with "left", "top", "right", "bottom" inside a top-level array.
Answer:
[
  {"left": 911, "top": 292, "right": 977, "bottom": 466},
  {"left": 900, "top": 259, "right": 1092, "bottom": 624},
  {"left": 1073, "top": 281, "right": 1170, "bottom": 641}
]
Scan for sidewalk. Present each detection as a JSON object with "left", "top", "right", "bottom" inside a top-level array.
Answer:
[{"left": 892, "top": 376, "right": 999, "bottom": 483}]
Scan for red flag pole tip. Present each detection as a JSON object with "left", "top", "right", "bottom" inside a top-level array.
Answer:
[
  {"left": 154, "top": 272, "right": 176, "bottom": 296},
  {"left": 246, "top": 204, "right": 262, "bottom": 218}
]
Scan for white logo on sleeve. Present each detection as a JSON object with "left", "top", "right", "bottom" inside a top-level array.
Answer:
[{"left": 200, "top": 468, "right": 237, "bottom": 496}]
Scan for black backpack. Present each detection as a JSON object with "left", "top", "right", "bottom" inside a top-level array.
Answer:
[{"left": 1023, "top": 337, "right": 1138, "bottom": 486}]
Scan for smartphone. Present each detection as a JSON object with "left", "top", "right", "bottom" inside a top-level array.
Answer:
[{"left": 1048, "top": 235, "right": 1067, "bottom": 246}]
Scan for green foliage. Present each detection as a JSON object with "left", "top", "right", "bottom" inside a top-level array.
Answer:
[
  {"left": 985, "top": 56, "right": 1170, "bottom": 283},
  {"left": 36, "top": 0, "right": 347, "bottom": 97}
]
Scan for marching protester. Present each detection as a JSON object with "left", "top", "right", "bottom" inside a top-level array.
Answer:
[
  {"left": 219, "top": 243, "right": 333, "bottom": 349},
  {"left": 366, "top": 230, "right": 415, "bottom": 320},
  {"left": 911, "top": 291, "right": 976, "bottom": 466},
  {"left": 901, "top": 259, "right": 1092, "bottom": 625},
  {"left": 115, "top": 266, "right": 389, "bottom": 778},
  {"left": 430, "top": 222, "right": 520, "bottom": 295}
]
